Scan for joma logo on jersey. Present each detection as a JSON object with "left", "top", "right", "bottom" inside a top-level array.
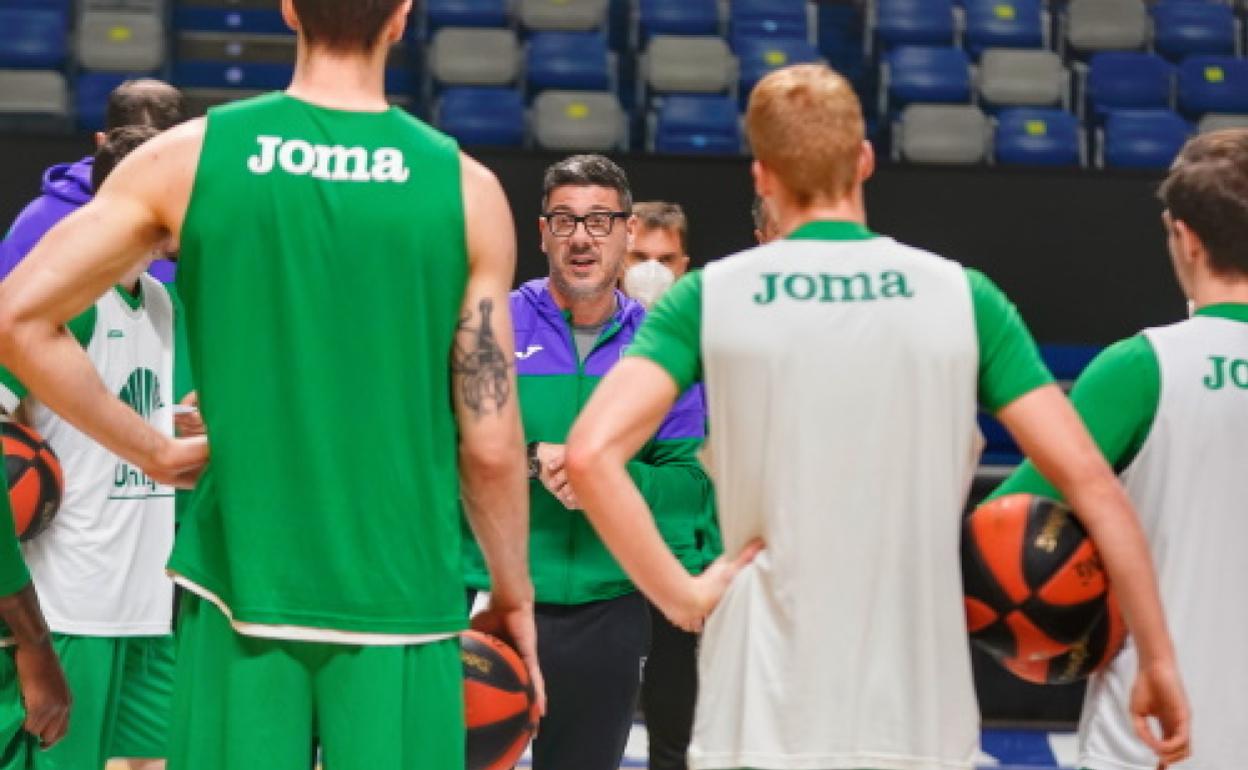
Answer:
[
  {"left": 753, "top": 271, "right": 915, "bottom": 305},
  {"left": 247, "top": 136, "right": 411, "bottom": 183},
  {"left": 1203, "top": 355, "right": 1248, "bottom": 390},
  {"left": 119, "top": 368, "right": 164, "bottom": 420}
]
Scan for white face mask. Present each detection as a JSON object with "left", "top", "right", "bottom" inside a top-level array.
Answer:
[{"left": 623, "top": 260, "right": 676, "bottom": 309}]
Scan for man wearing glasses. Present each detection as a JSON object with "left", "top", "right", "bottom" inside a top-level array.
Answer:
[{"left": 461, "top": 154, "right": 712, "bottom": 770}]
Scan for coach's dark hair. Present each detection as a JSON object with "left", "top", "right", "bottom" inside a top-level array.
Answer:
[
  {"left": 93, "top": 125, "right": 160, "bottom": 191},
  {"left": 292, "top": 0, "right": 405, "bottom": 53},
  {"left": 105, "top": 79, "right": 185, "bottom": 132},
  {"left": 541, "top": 155, "right": 633, "bottom": 212},
  {"left": 1159, "top": 129, "right": 1248, "bottom": 277}
]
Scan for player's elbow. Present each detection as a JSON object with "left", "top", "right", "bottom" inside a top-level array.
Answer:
[
  {"left": 0, "top": 299, "right": 27, "bottom": 366},
  {"left": 565, "top": 426, "right": 608, "bottom": 490},
  {"left": 459, "top": 434, "right": 523, "bottom": 482}
]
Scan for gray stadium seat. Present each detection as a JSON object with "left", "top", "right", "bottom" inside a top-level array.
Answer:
[
  {"left": 642, "top": 36, "right": 736, "bottom": 95},
  {"left": 978, "top": 49, "right": 1067, "bottom": 108},
  {"left": 81, "top": 0, "right": 165, "bottom": 11},
  {"left": 532, "top": 90, "right": 625, "bottom": 151},
  {"left": 517, "top": 0, "right": 609, "bottom": 32},
  {"left": 0, "top": 70, "right": 69, "bottom": 116},
  {"left": 430, "top": 28, "right": 520, "bottom": 87},
  {"left": 177, "top": 32, "right": 297, "bottom": 65},
  {"left": 895, "top": 104, "right": 990, "bottom": 164},
  {"left": 1198, "top": 113, "right": 1248, "bottom": 133},
  {"left": 77, "top": 10, "right": 166, "bottom": 71},
  {"left": 1065, "top": 0, "right": 1149, "bottom": 54}
]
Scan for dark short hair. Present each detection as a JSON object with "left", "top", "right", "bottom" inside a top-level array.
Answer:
[
  {"left": 541, "top": 154, "right": 632, "bottom": 212},
  {"left": 105, "top": 79, "right": 185, "bottom": 132},
  {"left": 293, "top": 0, "right": 405, "bottom": 53},
  {"left": 1159, "top": 129, "right": 1248, "bottom": 278},
  {"left": 633, "top": 201, "right": 688, "bottom": 252},
  {"left": 93, "top": 125, "right": 160, "bottom": 191},
  {"left": 751, "top": 196, "right": 771, "bottom": 232}
]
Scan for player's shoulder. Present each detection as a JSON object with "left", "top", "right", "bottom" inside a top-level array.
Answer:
[{"left": 705, "top": 233, "right": 965, "bottom": 283}]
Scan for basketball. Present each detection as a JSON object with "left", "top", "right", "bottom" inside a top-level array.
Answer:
[
  {"left": 962, "top": 494, "right": 1109, "bottom": 663},
  {"left": 2, "top": 421, "right": 62, "bottom": 541},
  {"left": 1000, "top": 592, "right": 1127, "bottom": 685},
  {"left": 462, "top": 629, "right": 539, "bottom": 770}
]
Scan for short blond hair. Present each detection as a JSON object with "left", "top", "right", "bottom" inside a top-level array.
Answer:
[{"left": 745, "top": 64, "right": 865, "bottom": 204}]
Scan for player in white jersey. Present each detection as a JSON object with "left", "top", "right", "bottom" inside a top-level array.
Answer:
[
  {"left": 0, "top": 126, "right": 178, "bottom": 770},
  {"left": 994, "top": 129, "right": 1248, "bottom": 770},
  {"left": 565, "top": 64, "right": 1190, "bottom": 770}
]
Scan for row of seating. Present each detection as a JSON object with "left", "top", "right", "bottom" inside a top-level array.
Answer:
[{"left": 893, "top": 103, "right": 1248, "bottom": 167}]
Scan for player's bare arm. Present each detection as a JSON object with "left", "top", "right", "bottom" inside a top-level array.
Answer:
[
  {"left": 998, "top": 385, "right": 1190, "bottom": 765},
  {"left": 566, "top": 357, "right": 761, "bottom": 633},
  {"left": 0, "top": 584, "right": 69, "bottom": 748},
  {"left": 0, "top": 121, "right": 207, "bottom": 489},
  {"left": 453, "top": 153, "right": 545, "bottom": 712}
]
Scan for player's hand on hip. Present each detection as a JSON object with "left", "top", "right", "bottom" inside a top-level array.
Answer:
[
  {"left": 174, "top": 391, "right": 206, "bottom": 437},
  {"left": 471, "top": 599, "right": 547, "bottom": 717},
  {"left": 14, "top": 640, "right": 70, "bottom": 749},
  {"left": 536, "top": 443, "right": 579, "bottom": 510},
  {"left": 1129, "top": 658, "right": 1191, "bottom": 768},
  {"left": 674, "top": 538, "right": 765, "bottom": 633},
  {"left": 145, "top": 435, "right": 210, "bottom": 489}
]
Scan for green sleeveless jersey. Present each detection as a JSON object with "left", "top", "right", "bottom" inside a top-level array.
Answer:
[{"left": 171, "top": 93, "right": 469, "bottom": 640}]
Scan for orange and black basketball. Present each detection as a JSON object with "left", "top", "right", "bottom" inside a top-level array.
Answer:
[
  {"left": 2, "top": 422, "right": 62, "bottom": 541},
  {"left": 962, "top": 494, "right": 1109, "bottom": 663},
  {"left": 462, "top": 629, "right": 539, "bottom": 770},
  {"left": 1000, "top": 592, "right": 1127, "bottom": 685}
]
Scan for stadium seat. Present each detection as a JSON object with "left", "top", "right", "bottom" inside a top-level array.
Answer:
[
  {"left": 526, "top": 32, "right": 612, "bottom": 94},
  {"left": 75, "top": 71, "right": 131, "bottom": 130},
  {"left": 638, "top": 0, "right": 719, "bottom": 41},
  {"left": 642, "top": 36, "right": 735, "bottom": 95},
  {"left": 173, "top": 7, "right": 288, "bottom": 35},
  {"left": 430, "top": 27, "right": 519, "bottom": 88},
  {"left": 0, "top": 6, "right": 68, "bottom": 68},
  {"left": 736, "top": 36, "right": 822, "bottom": 98},
  {"left": 77, "top": 10, "right": 166, "bottom": 71},
  {"left": 883, "top": 46, "right": 972, "bottom": 115},
  {"left": 875, "top": 0, "right": 957, "bottom": 51},
  {"left": 964, "top": 0, "right": 1045, "bottom": 58},
  {"left": 994, "top": 108, "right": 1083, "bottom": 166},
  {"left": 1100, "top": 110, "right": 1190, "bottom": 169},
  {"left": 426, "top": 0, "right": 510, "bottom": 31},
  {"left": 0, "top": 69, "right": 69, "bottom": 118},
  {"left": 532, "top": 90, "right": 625, "bottom": 150},
  {"left": 1064, "top": 0, "right": 1149, "bottom": 56},
  {"left": 437, "top": 87, "right": 527, "bottom": 147},
  {"left": 895, "top": 104, "right": 990, "bottom": 164},
  {"left": 517, "top": 0, "right": 609, "bottom": 33},
  {"left": 729, "top": 0, "right": 809, "bottom": 48},
  {"left": 1151, "top": 1, "right": 1237, "bottom": 61},
  {"left": 176, "top": 32, "right": 298, "bottom": 66},
  {"left": 174, "top": 62, "right": 294, "bottom": 90},
  {"left": 1084, "top": 52, "right": 1173, "bottom": 122},
  {"left": 1199, "top": 113, "right": 1248, "bottom": 133},
  {"left": 1177, "top": 56, "right": 1248, "bottom": 119},
  {"left": 652, "top": 95, "right": 742, "bottom": 155},
  {"left": 978, "top": 49, "right": 1067, "bottom": 109}
]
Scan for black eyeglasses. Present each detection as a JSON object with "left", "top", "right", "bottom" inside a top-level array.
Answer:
[{"left": 542, "top": 211, "right": 630, "bottom": 238}]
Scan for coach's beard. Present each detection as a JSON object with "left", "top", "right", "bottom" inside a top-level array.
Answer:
[{"left": 550, "top": 249, "right": 622, "bottom": 303}]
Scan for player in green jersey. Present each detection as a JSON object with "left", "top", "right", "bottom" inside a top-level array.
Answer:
[{"left": 0, "top": 2, "right": 541, "bottom": 769}]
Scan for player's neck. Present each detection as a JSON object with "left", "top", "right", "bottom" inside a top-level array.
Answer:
[
  {"left": 773, "top": 193, "right": 866, "bottom": 239},
  {"left": 1190, "top": 272, "right": 1248, "bottom": 309},
  {"left": 287, "top": 45, "right": 391, "bottom": 112}
]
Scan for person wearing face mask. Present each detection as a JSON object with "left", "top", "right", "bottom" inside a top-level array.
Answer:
[
  {"left": 461, "top": 156, "right": 713, "bottom": 770},
  {"left": 622, "top": 202, "right": 690, "bottom": 309}
]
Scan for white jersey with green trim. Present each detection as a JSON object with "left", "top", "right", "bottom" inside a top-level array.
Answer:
[
  {"left": 1079, "top": 315, "right": 1248, "bottom": 770},
  {"left": 7, "top": 275, "right": 176, "bottom": 636},
  {"left": 692, "top": 237, "right": 983, "bottom": 770}
]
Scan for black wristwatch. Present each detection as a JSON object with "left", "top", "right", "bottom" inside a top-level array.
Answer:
[{"left": 526, "top": 441, "right": 542, "bottom": 480}]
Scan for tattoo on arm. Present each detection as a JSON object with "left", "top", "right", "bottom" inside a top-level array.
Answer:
[{"left": 453, "top": 298, "right": 512, "bottom": 419}]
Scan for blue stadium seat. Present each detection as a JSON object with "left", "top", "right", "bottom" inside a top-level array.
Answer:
[
  {"left": 1177, "top": 56, "right": 1248, "bottom": 118},
  {"left": 437, "top": 87, "right": 526, "bottom": 147},
  {"left": 0, "top": 6, "right": 67, "bottom": 68},
  {"left": 74, "top": 71, "right": 130, "bottom": 131},
  {"left": 964, "top": 0, "right": 1045, "bottom": 58},
  {"left": 885, "top": 46, "right": 972, "bottom": 113},
  {"left": 638, "top": 0, "right": 719, "bottom": 40},
  {"left": 875, "top": 0, "right": 957, "bottom": 50},
  {"left": 173, "top": 8, "right": 289, "bottom": 35},
  {"left": 736, "top": 36, "right": 821, "bottom": 97},
  {"left": 1085, "top": 52, "right": 1172, "bottom": 121},
  {"left": 653, "top": 94, "right": 741, "bottom": 154},
  {"left": 994, "top": 108, "right": 1083, "bottom": 166},
  {"left": 1152, "top": 1, "right": 1237, "bottom": 61},
  {"left": 175, "top": 62, "right": 412, "bottom": 94},
  {"left": 730, "top": 0, "right": 809, "bottom": 47},
  {"left": 526, "top": 31, "right": 611, "bottom": 94},
  {"left": 1102, "top": 110, "right": 1190, "bottom": 169},
  {"left": 426, "top": 0, "right": 509, "bottom": 31}
]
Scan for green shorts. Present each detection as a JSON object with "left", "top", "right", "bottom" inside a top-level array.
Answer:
[{"left": 170, "top": 594, "right": 463, "bottom": 770}]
